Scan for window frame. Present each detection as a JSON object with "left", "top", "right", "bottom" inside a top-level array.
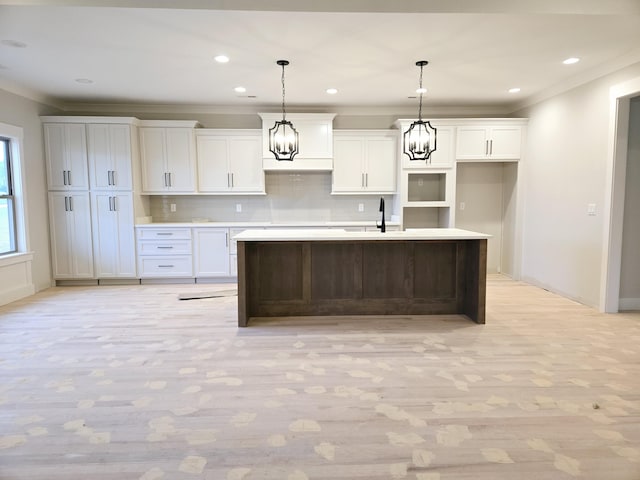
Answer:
[
  {"left": 0, "top": 136, "right": 17, "bottom": 255},
  {"left": 0, "top": 122, "right": 29, "bottom": 260}
]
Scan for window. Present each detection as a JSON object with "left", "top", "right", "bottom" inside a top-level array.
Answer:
[{"left": 0, "top": 137, "right": 16, "bottom": 254}]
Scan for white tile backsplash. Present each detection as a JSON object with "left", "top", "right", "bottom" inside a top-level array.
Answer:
[{"left": 151, "top": 172, "right": 394, "bottom": 223}]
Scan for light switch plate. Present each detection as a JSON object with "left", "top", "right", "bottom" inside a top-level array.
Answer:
[
  {"left": 358, "top": 203, "right": 364, "bottom": 212},
  {"left": 236, "top": 203, "right": 242, "bottom": 213}
]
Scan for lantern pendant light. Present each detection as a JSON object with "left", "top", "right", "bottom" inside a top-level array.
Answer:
[
  {"left": 404, "top": 60, "right": 437, "bottom": 162},
  {"left": 269, "top": 60, "right": 299, "bottom": 161}
]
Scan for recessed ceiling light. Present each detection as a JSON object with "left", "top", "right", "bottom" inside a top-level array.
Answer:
[
  {"left": 214, "top": 55, "right": 229, "bottom": 63},
  {"left": 416, "top": 87, "right": 427, "bottom": 94},
  {"left": 326, "top": 88, "right": 338, "bottom": 95},
  {"left": 563, "top": 57, "right": 580, "bottom": 65},
  {"left": 1, "top": 39, "right": 27, "bottom": 48},
  {"left": 75, "top": 78, "right": 94, "bottom": 84},
  {"left": 508, "top": 87, "right": 521, "bottom": 93},
  {"left": 234, "top": 86, "right": 246, "bottom": 93}
]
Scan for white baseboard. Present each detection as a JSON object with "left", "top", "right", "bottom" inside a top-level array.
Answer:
[
  {"left": 619, "top": 298, "right": 640, "bottom": 311},
  {"left": 0, "top": 284, "right": 36, "bottom": 306}
]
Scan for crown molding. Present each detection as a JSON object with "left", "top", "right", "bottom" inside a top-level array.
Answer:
[
  {"left": 0, "top": 79, "right": 64, "bottom": 110},
  {"left": 512, "top": 47, "right": 640, "bottom": 112},
  {"left": 3, "top": 0, "right": 639, "bottom": 15},
  {"left": 56, "top": 101, "right": 514, "bottom": 118}
]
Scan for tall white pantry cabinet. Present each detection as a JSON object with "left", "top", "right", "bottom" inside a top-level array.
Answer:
[{"left": 42, "top": 117, "right": 141, "bottom": 281}]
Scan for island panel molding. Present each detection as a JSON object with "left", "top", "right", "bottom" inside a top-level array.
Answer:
[{"left": 236, "top": 229, "right": 489, "bottom": 326}]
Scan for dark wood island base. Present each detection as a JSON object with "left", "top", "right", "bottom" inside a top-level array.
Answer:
[{"left": 236, "top": 230, "right": 488, "bottom": 327}]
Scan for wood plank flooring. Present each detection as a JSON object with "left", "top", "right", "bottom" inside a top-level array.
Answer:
[{"left": 0, "top": 275, "right": 639, "bottom": 480}]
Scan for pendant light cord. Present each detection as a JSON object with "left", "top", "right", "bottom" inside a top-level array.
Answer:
[
  {"left": 281, "top": 63, "right": 287, "bottom": 121},
  {"left": 418, "top": 63, "right": 424, "bottom": 121}
]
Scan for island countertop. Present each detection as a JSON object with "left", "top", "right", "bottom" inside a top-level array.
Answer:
[{"left": 233, "top": 227, "right": 491, "bottom": 242}]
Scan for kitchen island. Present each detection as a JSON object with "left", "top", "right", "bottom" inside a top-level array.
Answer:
[{"left": 235, "top": 228, "right": 490, "bottom": 327}]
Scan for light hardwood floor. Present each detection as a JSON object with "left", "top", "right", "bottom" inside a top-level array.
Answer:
[{"left": 0, "top": 275, "right": 639, "bottom": 480}]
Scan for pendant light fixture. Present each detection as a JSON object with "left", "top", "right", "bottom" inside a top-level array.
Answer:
[
  {"left": 404, "top": 60, "right": 437, "bottom": 162},
  {"left": 269, "top": 60, "right": 299, "bottom": 161}
]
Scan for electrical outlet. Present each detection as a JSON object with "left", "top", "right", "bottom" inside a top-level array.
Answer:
[
  {"left": 459, "top": 202, "right": 465, "bottom": 211},
  {"left": 587, "top": 203, "right": 596, "bottom": 216},
  {"left": 170, "top": 203, "right": 176, "bottom": 212},
  {"left": 358, "top": 203, "right": 364, "bottom": 212},
  {"left": 236, "top": 203, "right": 242, "bottom": 213}
]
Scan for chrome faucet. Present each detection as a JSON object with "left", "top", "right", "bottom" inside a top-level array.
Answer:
[{"left": 376, "top": 197, "right": 386, "bottom": 233}]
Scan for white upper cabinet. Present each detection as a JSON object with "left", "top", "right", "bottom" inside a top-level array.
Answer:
[
  {"left": 44, "top": 123, "right": 89, "bottom": 191},
  {"left": 87, "top": 124, "right": 134, "bottom": 190},
  {"left": 401, "top": 124, "right": 455, "bottom": 169},
  {"left": 456, "top": 124, "right": 522, "bottom": 161},
  {"left": 259, "top": 113, "right": 336, "bottom": 170},
  {"left": 196, "top": 130, "right": 265, "bottom": 194},
  {"left": 139, "top": 121, "right": 198, "bottom": 193},
  {"left": 332, "top": 130, "right": 396, "bottom": 194},
  {"left": 395, "top": 120, "right": 455, "bottom": 169}
]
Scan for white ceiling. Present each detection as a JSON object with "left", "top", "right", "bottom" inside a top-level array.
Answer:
[{"left": 1, "top": 0, "right": 640, "bottom": 113}]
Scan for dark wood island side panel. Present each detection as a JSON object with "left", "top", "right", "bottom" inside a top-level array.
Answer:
[{"left": 237, "top": 238, "right": 487, "bottom": 327}]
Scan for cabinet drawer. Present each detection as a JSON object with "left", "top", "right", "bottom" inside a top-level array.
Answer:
[
  {"left": 137, "top": 228, "right": 191, "bottom": 240},
  {"left": 137, "top": 240, "right": 192, "bottom": 255},
  {"left": 138, "top": 256, "right": 193, "bottom": 277}
]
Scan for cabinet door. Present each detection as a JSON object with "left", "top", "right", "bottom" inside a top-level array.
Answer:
[
  {"left": 294, "top": 119, "right": 333, "bottom": 159},
  {"left": 404, "top": 125, "right": 454, "bottom": 168},
  {"left": 456, "top": 127, "right": 490, "bottom": 160},
  {"left": 139, "top": 127, "right": 168, "bottom": 192},
  {"left": 48, "top": 192, "right": 94, "bottom": 278},
  {"left": 165, "top": 128, "right": 196, "bottom": 192},
  {"left": 44, "top": 123, "right": 89, "bottom": 190},
  {"left": 332, "top": 137, "right": 365, "bottom": 192},
  {"left": 194, "top": 228, "right": 230, "bottom": 277},
  {"left": 88, "top": 124, "right": 133, "bottom": 190},
  {"left": 489, "top": 126, "right": 521, "bottom": 159},
  {"left": 91, "top": 192, "right": 136, "bottom": 278},
  {"left": 364, "top": 137, "right": 396, "bottom": 193},
  {"left": 229, "top": 136, "right": 264, "bottom": 192},
  {"left": 196, "top": 136, "right": 231, "bottom": 192}
]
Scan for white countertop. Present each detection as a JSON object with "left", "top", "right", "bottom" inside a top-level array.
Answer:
[{"left": 233, "top": 228, "right": 491, "bottom": 242}]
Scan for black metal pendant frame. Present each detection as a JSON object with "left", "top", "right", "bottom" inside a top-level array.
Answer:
[
  {"left": 404, "top": 60, "right": 438, "bottom": 163},
  {"left": 404, "top": 119, "right": 437, "bottom": 161},
  {"left": 269, "top": 60, "right": 299, "bottom": 161}
]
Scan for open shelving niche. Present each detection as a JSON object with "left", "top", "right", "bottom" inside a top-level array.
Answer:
[{"left": 393, "top": 119, "right": 457, "bottom": 229}]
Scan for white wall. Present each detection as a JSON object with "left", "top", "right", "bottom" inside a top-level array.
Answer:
[
  {"left": 515, "top": 61, "right": 640, "bottom": 307},
  {"left": 619, "top": 97, "right": 640, "bottom": 309},
  {"left": 0, "top": 89, "right": 59, "bottom": 295}
]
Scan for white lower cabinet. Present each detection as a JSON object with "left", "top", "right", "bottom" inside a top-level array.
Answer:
[
  {"left": 91, "top": 192, "right": 136, "bottom": 278},
  {"left": 48, "top": 192, "right": 94, "bottom": 279},
  {"left": 136, "top": 227, "right": 193, "bottom": 278},
  {"left": 193, "top": 228, "right": 230, "bottom": 277}
]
